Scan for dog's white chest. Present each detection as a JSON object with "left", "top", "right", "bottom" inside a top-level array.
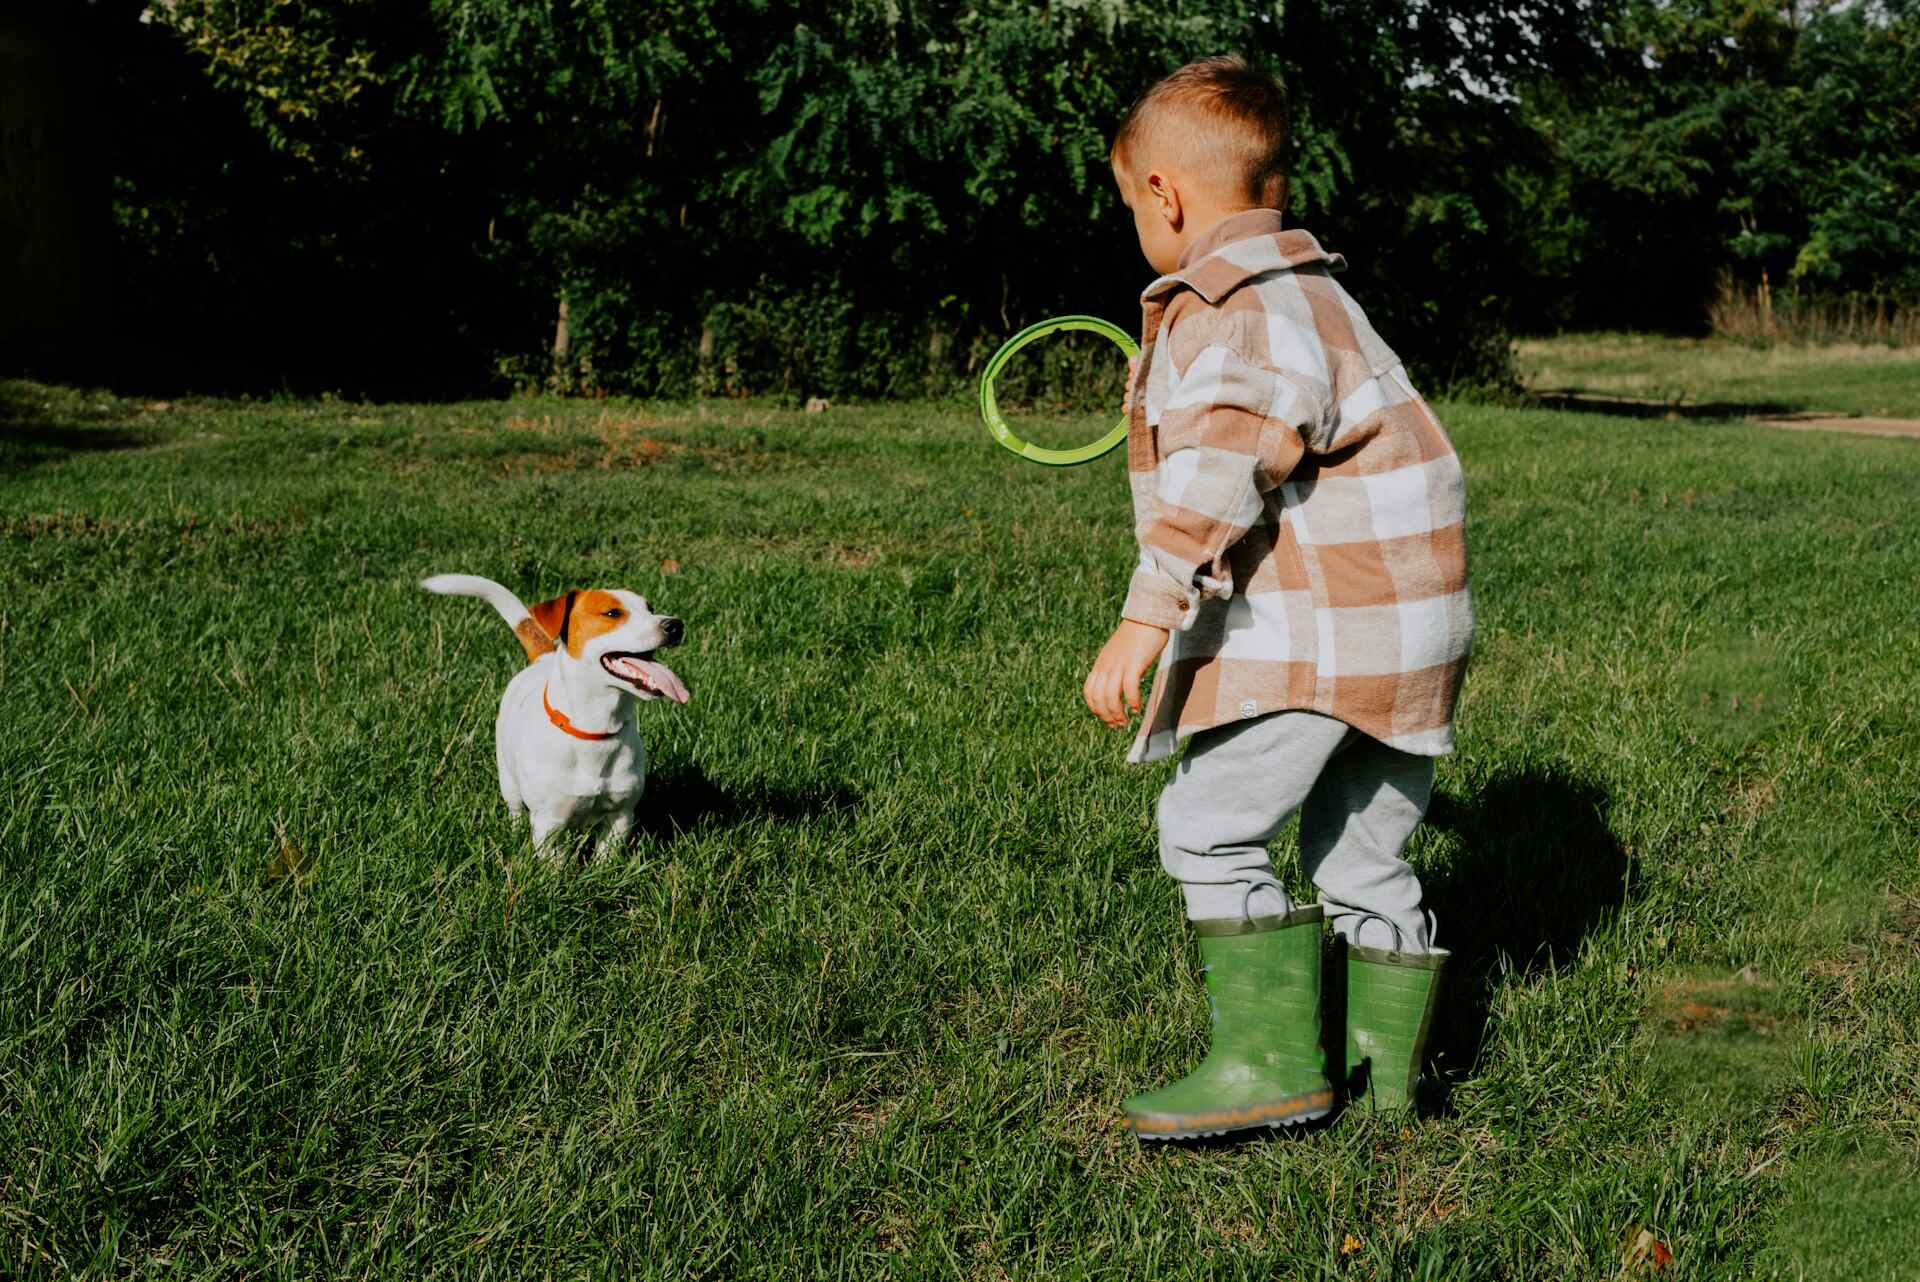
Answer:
[
  {"left": 537, "top": 737, "right": 647, "bottom": 807},
  {"left": 495, "top": 666, "right": 651, "bottom": 848}
]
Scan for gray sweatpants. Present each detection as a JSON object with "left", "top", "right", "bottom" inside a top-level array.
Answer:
[{"left": 1157, "top": 710, "right": 1436, "bottom": 952}]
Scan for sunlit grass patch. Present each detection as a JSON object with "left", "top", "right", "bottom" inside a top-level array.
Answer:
[{"left": 1517, "top": 333, "right": 1920, "bottom": 419}]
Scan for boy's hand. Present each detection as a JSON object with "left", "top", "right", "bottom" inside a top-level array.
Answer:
[{"left": 1084, "top": 619, "right": 1170, "bottom": 728}]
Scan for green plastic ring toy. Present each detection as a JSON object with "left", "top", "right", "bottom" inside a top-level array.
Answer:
[{"left": 978, "top": 314, "right": 1140, "bottom": 466}]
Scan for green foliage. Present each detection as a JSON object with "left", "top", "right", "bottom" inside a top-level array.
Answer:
[
  {"left": 1519, "top": 0, "right": 1920, "bottom": 331},
  {"left": 116, "top": 0, "right": 1918, "bottom": 397},
  {"left": 120, "top": 0, "right": 1626, "bottom": 397},
  {"left": 151, "top": 0, "right": 384, "bottom": 169},
  {"left": 1784, "top": 10, "right": 1920, "bottom": 292}
]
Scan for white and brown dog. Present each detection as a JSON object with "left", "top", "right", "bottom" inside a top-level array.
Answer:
[{"left": 421, "top": 573, "right": 689, "bottom": 856}]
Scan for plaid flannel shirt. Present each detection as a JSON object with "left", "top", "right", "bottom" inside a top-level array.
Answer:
[{"left": 1122, "top": 210, "right": 1473, "bottom": 764}]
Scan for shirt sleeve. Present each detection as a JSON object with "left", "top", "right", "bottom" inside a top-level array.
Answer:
[{"left": 1121, "top": 343, "right": 1321, "bottom": 632}]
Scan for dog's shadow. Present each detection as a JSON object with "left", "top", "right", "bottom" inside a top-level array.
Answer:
[
  {"left": 630, "top": 766, "right": 862, "bottom": 843},
  {"left": 1415, "top": 767, "right": 1635, "bottom": 1108}
]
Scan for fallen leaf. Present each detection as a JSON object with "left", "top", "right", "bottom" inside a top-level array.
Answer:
[
  {"left": 1620, "top": 1225, "right": 1673, "bottom": 1274},
  {"left": 266, "top": 822, "right": 312, "bottom": 883},
  {"left": 660, "top": 558, "right": 681, "bottom": 575},
  {"left": 1340, "top": 1233, "right": 1362, "bottom": 1256}
]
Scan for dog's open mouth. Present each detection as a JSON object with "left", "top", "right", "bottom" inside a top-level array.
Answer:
[{"left": 600, "top": 651, "right": 691, "bottom": 704}]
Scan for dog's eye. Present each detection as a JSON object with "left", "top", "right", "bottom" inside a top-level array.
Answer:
[{"left": 602, "top": 608, "right": 623, "bottom": 619}]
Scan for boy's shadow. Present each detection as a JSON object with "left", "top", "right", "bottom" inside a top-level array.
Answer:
[{"left": 1415, "top": 767, "right": 1634, "bottom": 1109}]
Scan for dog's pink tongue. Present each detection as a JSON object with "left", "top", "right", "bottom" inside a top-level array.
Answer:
[{"left": 613, "top": 656, "right": 690, "bottom": 704}]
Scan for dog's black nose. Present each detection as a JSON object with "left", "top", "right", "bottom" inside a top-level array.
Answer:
[{"left": 660, "top": 616, "right": 683, "bottom": 646}]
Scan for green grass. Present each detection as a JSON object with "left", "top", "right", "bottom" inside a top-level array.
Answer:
[
  {"left": 3, "top": 380, "right": 1917, "bottom": 1278},
  {"left": 1518, "top": 331, "right": 1920, "bottom": 419}
]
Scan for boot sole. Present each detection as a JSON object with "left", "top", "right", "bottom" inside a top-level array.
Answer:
[{"left": 1126, "top": 1089, "right": 1336, "bottom": 1141}]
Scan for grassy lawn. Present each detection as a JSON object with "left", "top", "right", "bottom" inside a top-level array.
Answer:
[
  {"left": 1518, "top": 331, "right": 1920, "bottom": 419},
  {"left": 4, "top": 380, "right": 1917, "bottom": 1279}
]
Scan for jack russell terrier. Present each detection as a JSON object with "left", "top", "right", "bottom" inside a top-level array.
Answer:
[{"left": 421, "top": 573, "right": 689, "bottom": 856}]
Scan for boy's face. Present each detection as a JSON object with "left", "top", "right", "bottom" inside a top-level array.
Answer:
[{"left": 1112, "top": 152, "right": 1185, "bottom": 276}]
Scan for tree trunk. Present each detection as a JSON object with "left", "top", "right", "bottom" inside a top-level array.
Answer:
[{"left": 0, "top": 5, "right": 110, "bottom": 357}]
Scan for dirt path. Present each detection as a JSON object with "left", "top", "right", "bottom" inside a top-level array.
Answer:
[{"left": 1748, "top": 412, "right": 1920, "bottom": 440}]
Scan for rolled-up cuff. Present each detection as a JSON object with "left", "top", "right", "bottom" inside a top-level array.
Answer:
[{"left": 1122, "top": 567, "right": 1199, "bottom": 632}]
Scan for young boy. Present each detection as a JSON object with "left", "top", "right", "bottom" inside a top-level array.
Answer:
[{"left": 1086, "top": 56, "right": 1473, "bottom": 1138}]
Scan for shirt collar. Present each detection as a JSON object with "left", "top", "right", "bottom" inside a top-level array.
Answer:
[{"left": 1141, "top": 210, "right": 1345, "bottom": 305}]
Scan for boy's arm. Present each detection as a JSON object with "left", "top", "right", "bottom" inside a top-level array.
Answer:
[{"left": 1121, "top": 343, "right": 1321, "bottom": 631}]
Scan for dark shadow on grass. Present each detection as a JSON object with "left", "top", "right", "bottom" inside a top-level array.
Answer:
[
  {"left": 532, "top": 768, "right": 862, "bottom": 866},
  {"left": 1, "top": 386, "right": 154, "bottom": 471},
  {"left": 0, "top": 423, "right": 155, "bottom": 471},
  {"left": 630, "top": 765, "right": 862, "bottom": 843},
  {"left": 1415, "top": 767, "right": 1635, "bottom": 1112},
  {"left": 1531, "top": 388, "right": 1801, "bottom": 420}
]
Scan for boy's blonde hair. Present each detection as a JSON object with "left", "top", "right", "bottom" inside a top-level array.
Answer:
[{"left": 1111, "top": 56, "right": 1290, "bottom": 211}]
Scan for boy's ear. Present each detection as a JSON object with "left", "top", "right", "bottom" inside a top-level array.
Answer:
[{"left": 1148, "top": 171, "right": 1182, "bottom": 230}]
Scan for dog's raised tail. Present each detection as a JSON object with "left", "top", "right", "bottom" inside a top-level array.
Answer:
[{"left": 421, "top": 573, "right": 557, "bottom": 661}]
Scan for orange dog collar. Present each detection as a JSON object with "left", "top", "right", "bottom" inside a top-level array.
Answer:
[{"left": 543, "top": 684, "right": 621, "bottom": 740}]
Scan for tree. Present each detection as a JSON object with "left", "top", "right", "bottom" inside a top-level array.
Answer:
[
  {"left": 122, "top": 0, "right": 1625, "bottom": 395},
  {"left": 1518, "top": 0, "right": 1920, "bottom": 332}
]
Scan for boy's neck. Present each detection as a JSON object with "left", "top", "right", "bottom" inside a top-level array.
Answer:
[{"left": 1174, "top": 207, "right": 1281, "bottom": 268}]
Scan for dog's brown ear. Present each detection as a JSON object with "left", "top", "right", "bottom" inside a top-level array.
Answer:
[{"left": 528, "top": 591, "right": 578, "bottom": 650}]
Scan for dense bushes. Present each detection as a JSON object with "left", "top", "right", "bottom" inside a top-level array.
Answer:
[
  {"left": 1526, "top": 0, "right": 1920, "bottom": 336},
  {"left": 90, "top": 0, "right": 1920, "bottom": 398}
]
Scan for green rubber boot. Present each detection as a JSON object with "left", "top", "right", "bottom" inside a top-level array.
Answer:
[
  {"left": 1124, "top": 907, "right": 1335, "bottom": 1140},
  {"left": 1343, "top": 935, "right": 1449, "bottom": 1112}
]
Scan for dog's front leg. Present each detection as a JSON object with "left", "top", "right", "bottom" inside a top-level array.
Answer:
[
  {"left": 592, "top": 806, "right": 636, "bottom": 862},
  {"left": 529, "top": 810, "right": 571, "bottom": 860}
]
